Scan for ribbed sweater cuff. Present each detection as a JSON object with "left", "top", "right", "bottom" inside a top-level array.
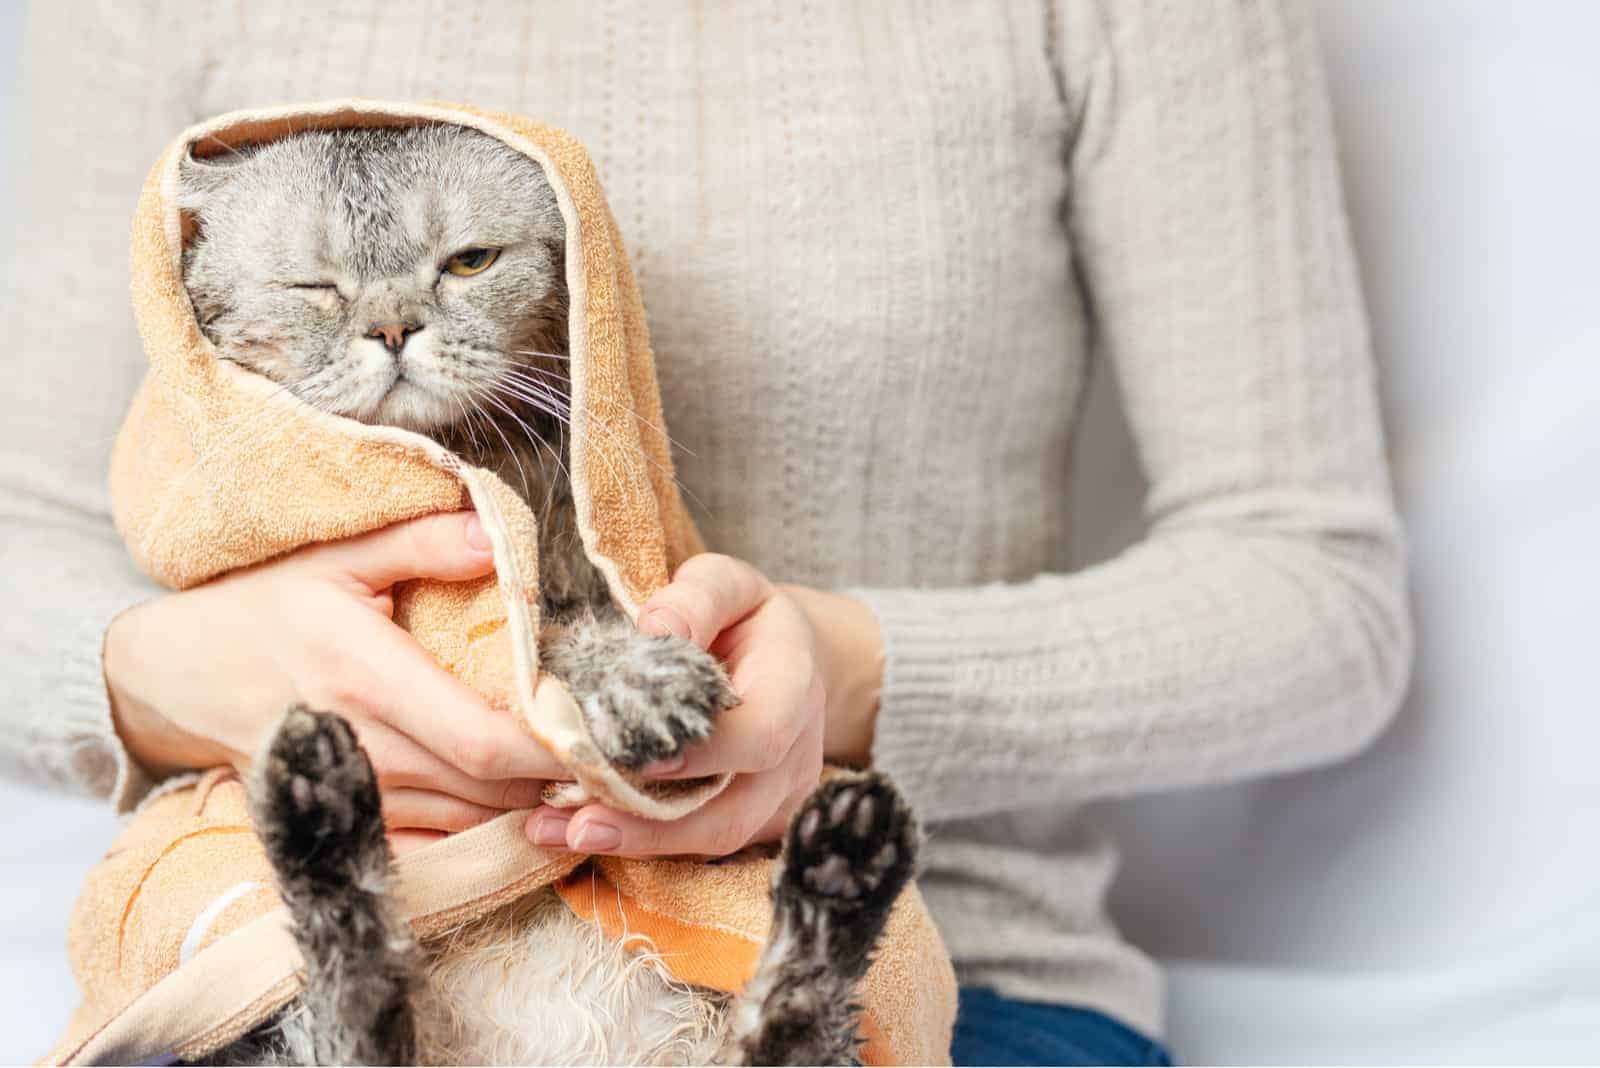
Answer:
[{"left": 64, "top": 609, "right": 156, "bottom": 814}]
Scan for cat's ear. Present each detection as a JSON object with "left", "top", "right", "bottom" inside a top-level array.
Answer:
[{"left": 176, "top": 145, "right": 248, "bottom": 213}]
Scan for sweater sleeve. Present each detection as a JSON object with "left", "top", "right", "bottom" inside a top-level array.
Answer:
[
  {"left": 854, "top": 0, "right": 1412, "bottom": 823},
  {"left": 0, "top": 2, "right": 197, "bottom": 811}
]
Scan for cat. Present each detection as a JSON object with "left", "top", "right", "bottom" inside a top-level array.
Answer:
[{"left": 177, "top": 124, "right": 918, "bottom": 1066}]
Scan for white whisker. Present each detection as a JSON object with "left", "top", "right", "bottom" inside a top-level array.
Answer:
[
  {"left": 475, "top": 389, "right": 571, "bottom": 519},
  {"left": 472, "top": 394, "right": 534, "bottom": 503},
  {"left": 491, "top": 377, "right": 710, "bottom": 517},
  {"left": 499, "top": 363, "right": 696, "bottom": 459}
]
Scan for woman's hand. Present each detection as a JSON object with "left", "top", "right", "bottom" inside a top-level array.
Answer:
[
  {"left": 104, "top": 512, "right": 568, "bottom": 851},
  {"left": 524, "top": 553, "right": 884, "bottom": 857}
]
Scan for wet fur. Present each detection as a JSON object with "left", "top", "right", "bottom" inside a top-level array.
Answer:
[
  {"left": 184, "top": 125, "right": 921, "bottom": 1066},
  {"left": 209, "top": 710, "right": 917, "bottom": 1066}
]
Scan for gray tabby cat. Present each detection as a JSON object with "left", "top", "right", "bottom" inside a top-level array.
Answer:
[{"left": 178, "top": 125, "right": 917, "bottom": 1066}]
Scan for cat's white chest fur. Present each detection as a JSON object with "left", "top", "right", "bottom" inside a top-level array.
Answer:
[{"left": 411, "top": 888, "right": 731, "bottom": 1065}]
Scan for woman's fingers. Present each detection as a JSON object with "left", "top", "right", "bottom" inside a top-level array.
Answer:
[
  {"left": 359, "top": 625, "right": 569, "bottom": 782},
  {"left": 516, "top": 551, "right": 834, "bottom": 859},
  {"left": 352, "top": 719, "right": 549, "bottom": 810},
  {"left": 537, "top": 710, "right": 824, "bottom": 858},
  {"left": 637, "top": 553, "right": 772, "bottom": 648},
  {"left": 388, "top": 829, "right": 447, "bottom": 856},
  {"left": 303, "top": 511, "right": 496, "bottom": 592},
  {"left": 652, "top": 653, "right": 821, "bottom": 780},
  {"left": 526, "top": 770, "right": 781, "bottom": 857},
  {"left": 650, "top": 595, "right": 821, "bottom": 780},
  {"left": 283, "top": 512, "right": 568, "bottom": 784},
  {"left": 381, "top": 788, "right": 503, "bottom": 834}
]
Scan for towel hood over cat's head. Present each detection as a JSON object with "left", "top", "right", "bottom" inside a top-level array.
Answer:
[{"left": 116, "top": 98, "right": 723, "bottom": 820}]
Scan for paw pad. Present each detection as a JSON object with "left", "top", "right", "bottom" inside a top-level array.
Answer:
[
  {"left": 787, "top": 772, "right": 918, "bottom": 911},
  {"left": 255, "top": 705, "right": 384, "bottom": 883}
]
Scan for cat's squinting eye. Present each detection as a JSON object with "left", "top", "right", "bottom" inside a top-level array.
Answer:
[{"left": 444, "top": 248, "right": 501, "bottom": 277}]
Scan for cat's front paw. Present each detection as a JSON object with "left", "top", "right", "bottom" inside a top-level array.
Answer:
[
  {"left": 575, "top": 632, "right": 739, "bottom": 770},
  {"left": 252, "top": 705, "right": 386, "bottom": 888}
]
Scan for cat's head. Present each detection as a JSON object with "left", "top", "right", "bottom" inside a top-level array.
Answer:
[{"left": 179, "top": 124, "right": 567, "bottom": 437}]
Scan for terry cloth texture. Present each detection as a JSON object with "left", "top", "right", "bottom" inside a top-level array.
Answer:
[{"left": 48, "top": 100, "right": 954, "bottom": 1067}]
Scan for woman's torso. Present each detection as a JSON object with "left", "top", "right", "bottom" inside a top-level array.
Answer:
[{"left": 184, "top": 0, "right": 1156, "bottom": 1028}]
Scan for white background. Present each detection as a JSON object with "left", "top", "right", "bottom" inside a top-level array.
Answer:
[{"left": 3, "top": 2, "right": 1597, "bottom": 1062}]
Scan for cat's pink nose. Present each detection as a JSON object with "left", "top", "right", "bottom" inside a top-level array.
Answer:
[{"left": 367, "top": 321, "right": 422, "bottom": 355}]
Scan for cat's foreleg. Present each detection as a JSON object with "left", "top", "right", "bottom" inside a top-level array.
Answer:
[
  {"left": 248, "top": 706, "right": 419, "bottom": 1066},
  {"left": 539, "top": 607, "right": 739, "bottom": 769},
  {"left": 722, "top": 772, "right": 920, "bottom": 1067}
]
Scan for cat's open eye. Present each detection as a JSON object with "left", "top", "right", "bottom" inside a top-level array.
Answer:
[{"left": 443, "top": 247, "right": 501, "bottom": 277}]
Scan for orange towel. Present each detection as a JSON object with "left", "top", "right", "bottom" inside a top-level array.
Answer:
[{"left": 47, "top": 100, "right": 955, "bottom": 1065}]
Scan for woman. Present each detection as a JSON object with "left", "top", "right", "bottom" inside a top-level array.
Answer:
[{"left": 0, "top": 2, "right": 1409, "bottom": 1064}]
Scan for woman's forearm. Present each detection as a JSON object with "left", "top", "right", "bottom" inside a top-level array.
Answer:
[
  {"left": 0, "top": 512, "right": 163, "bottom": 811},
  {"left": 103, "top": 599, "right": 234, "bottom": 781},
  {"left": 781, "top": 585, "right": 884, "bottom": 768},
  {"left": 849, "top": 514, "right": 1410, "bottom": 825}
]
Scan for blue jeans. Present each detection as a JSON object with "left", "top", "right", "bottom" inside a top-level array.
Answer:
[{"left": 951, "top": 987, "right": 1174, "bottom": 1066}]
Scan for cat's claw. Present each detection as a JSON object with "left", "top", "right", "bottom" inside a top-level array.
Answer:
[{"left": 575, "top": 632, "right": 739, "bottom": 770}]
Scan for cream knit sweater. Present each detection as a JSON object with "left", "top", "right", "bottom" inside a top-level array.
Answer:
[{"left": 0, "top": 0, "right": 1409, "bottom": 1039}]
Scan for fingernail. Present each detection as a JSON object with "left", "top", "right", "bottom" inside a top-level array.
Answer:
[
  {"left": 644, "top": 754, "right": 686, "bottom": 777},
  {"left": 640, "top": 607, "right": 690, "bottom": 640},
  {"left": 530, "top": 810, "right": 571, "bottom": 847},
  {"left": 572, "top": 821, "right": 621, "bottom": 852},
  {"left": 465, "top": 514, "right": 491, "bottom": 551}
]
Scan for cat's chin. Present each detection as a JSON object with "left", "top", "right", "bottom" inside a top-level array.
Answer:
[{"left": 368, "top": 380, "right": 459, "bottom": 437}]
